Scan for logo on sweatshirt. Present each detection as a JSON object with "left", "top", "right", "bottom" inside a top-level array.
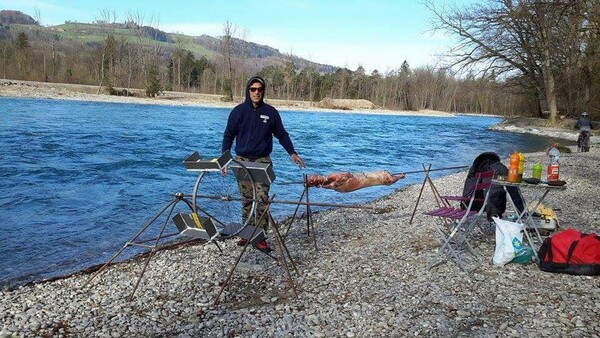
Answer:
[{"left": 260, "top": 115, "right": 269, "bottom": 123}]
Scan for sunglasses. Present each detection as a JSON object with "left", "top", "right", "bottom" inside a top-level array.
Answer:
[{"left": 249, "top": 87, "right": 264, "bottom": 93}]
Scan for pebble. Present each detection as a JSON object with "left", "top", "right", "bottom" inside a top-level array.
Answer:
[
  {"left": 0, "top": 329, "right": 12, "bottom": 338},
  {"left": 1, "top": 148, "right": 599, "bottom": 336}
]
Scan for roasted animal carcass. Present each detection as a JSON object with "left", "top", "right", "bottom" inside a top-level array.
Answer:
[{"left": 306, "top": 170, "right": 405, "bottom": 193}]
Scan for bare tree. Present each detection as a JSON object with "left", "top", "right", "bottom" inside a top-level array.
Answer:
[
  {"left": 424, "top": 0, "right": 583, "bottom": 123},
  {"left": 126, "top": 11, "right": 164, "bottom": 96},
  {"left": 33, "top": 6, "right": 41, "bottom": 25},
  {"left": 237, "top": 27, "right": 249, "bottom": 97},
  {"left": 95, "top": 8, "right": 117, "bottom": 25},
  {"left": 15, "top": 32, "right": 30, "bottom": 77},
  {"left": 174, "top": 35, "right": 189, "bottom": 90},
  {"left": 0, "top": 41, "right": 11, "bottom": 79},
  {"left": 283, "top": 60, "right": 296, "bottom": 100},
  {"left": 221, "top": 21, "right": 236, "bottom": 101},
  {"left": 547, "top": 2, "right": 600, "bottom": 116},
  {"left": 94, "top": 9, "right": 118, "bottom": 93}
]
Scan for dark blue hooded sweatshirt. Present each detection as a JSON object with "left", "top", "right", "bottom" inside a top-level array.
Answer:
[{"left": 222, "top": 76, "right": 296, "bottom": 158}]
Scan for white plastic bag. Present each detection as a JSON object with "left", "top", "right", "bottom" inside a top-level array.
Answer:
[{"left": 492, "top": 217, "right": 524, "bottom": 266}]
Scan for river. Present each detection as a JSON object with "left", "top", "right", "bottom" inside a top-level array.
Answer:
[{"left": 0, "top": 97, "right": 553, "bottom": 287}]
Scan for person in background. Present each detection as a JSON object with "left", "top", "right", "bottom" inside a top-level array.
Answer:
[
  {"left": 221, "top": 76, "right": 305, "bottom": 252},
  {"left": 575, "top": 112, "right": 594, "bottom": 152}
]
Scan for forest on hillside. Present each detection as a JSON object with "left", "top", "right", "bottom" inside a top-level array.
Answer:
[{"left": 0, "top": 1, "right": 599, "bottom": 121}]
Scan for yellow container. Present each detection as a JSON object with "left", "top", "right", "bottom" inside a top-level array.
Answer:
[{"left": 518, "top": 152, "right": 525, "bottom": 182}]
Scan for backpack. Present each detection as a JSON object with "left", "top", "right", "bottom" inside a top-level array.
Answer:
[
  {"left": 538, "top": 228, "right": 600, "bottom": 276},
  {"left": 461, "top": 152, "right": 524, "bottom": 216}
]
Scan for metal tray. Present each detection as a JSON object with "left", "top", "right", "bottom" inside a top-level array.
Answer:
[
  {"left": 230, "top": 160, "right": 276, "bottom": 184},
  {"left": 183, "top": 151, "right": 232, "bottom": 171}
]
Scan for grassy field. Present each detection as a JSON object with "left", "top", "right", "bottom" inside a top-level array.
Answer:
[{"left": 10, "top": 23, "right": 215, "bottom": 58}]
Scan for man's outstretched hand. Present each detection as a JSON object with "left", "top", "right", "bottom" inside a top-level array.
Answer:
[{"left": 291, "top": 153, "right": 305, "bottom": 169}]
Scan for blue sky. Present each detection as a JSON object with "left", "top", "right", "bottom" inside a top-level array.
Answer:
[{"left": 0, "top": 0, "right": 469, "bottom": 73}]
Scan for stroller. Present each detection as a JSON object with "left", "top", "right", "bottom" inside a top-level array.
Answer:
[{"left": 461, "top": 152, "right": 524, "bottom": 219}]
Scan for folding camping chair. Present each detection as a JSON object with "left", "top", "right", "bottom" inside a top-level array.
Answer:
[{"left": 424, "top": 170, "right": 494, "bottom": 271}]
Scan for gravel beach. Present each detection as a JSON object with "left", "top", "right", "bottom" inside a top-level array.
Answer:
[{"left": 1, "top": 146, "right": 599, "bottom": 337}]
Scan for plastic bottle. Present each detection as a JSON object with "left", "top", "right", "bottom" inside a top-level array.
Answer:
[
  {"left": 547, "top": 143, "right": 560, "bottom": 181},
  {"left": 518, "top": 152, "right": 525, "bottom": 182},
  {"left": 508, "top": 151, "right": 520, "bottom": 183},
  {"left": 532, "top": 162, "right": 542, "bottom": 180}
]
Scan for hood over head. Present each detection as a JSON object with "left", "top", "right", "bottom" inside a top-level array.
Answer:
[{"left": 245, "top": 76, "right": 266, "bottom": 106}]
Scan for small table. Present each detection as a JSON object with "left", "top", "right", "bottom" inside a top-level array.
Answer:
[{"left": 491, "top": 179, "right": 566, "bottom": 260}]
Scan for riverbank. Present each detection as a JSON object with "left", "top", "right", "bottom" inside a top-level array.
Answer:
[
  {"left": 490, "top": 117, "right": 600, "bottom": 144},
  {"left": 5, "top": 79, "right": 598, "bottom": 142},
  {"left": 0, "top": 79, "right": 454, "bottom": 117},
  {"left": 1, "top": 146, "right": 598, "bottom": 337}
]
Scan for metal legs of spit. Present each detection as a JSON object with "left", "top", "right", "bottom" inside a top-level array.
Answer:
[
  {"left": 80, "top": 192, "right": 220, "bottom": 302},
  {"left": 214, "top": 195, "right": 299, "bottom": 305},
  {"left": 81, "top": 191, "right": 300, "bottom": 305},
  {"left": 282, "top": 174, "right": 318, "bottom": 251}
]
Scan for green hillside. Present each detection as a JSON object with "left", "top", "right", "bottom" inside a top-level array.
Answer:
[
  {"left": 53, "top": 23, "right": 215, "bottom": 58},
  {"left": 6, "top": 22, "right": 214, "bottom": 59},
  {"left": 3, "top": 14, "right": 336, "bottom": 74}
]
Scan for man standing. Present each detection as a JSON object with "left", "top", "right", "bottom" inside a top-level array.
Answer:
[
  {"left": 575, "top": 111, "right": 593, "bottom": 131},
  {"left": 222, "top": 76, "right": 305, "bottom": 252}
]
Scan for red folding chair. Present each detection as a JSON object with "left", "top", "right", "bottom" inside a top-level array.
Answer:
[{"left": 424, "top": 170, "right": 494, "bottom": 271}]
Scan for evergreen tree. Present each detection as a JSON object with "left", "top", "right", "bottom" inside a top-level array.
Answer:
[
  {"left": 146, "top": 63, "right": 161, "bottom": 97},
  {"left": 221, "top": 78, "right": 233, "bottom": 102}
]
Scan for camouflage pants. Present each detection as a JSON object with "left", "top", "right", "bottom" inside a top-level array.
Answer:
[{"left": 236, "top": 156, "right": 271, "bottom": 230}]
